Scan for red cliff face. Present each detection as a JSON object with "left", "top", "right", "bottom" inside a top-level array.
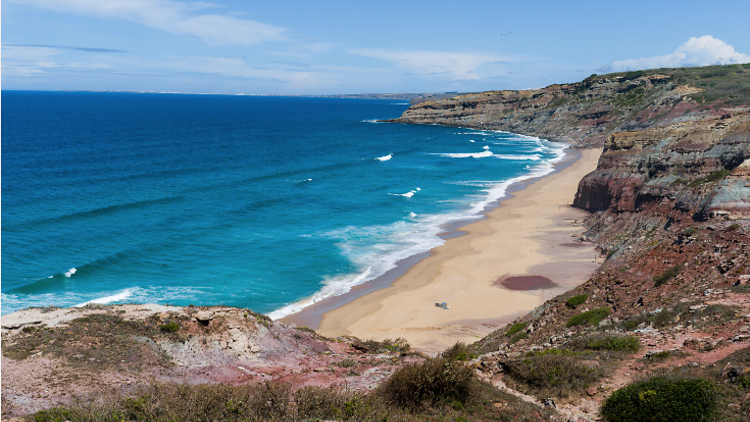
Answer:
[{"left": 574, "top": 115, "right": 750, "bottom": 219}]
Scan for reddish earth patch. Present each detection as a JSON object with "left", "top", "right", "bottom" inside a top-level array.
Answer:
[{"left": 498, "top": 276, "right": 558, "bottom": 291}]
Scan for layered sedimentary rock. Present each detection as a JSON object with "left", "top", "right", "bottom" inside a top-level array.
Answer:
[
  {"left": 391, "top": 67, "right": 749, "bottom": 148},
  {"left": 574, "top": 114, "right": 750, "bottom": 220}
]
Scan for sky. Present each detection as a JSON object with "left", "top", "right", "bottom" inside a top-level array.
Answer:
[{"left": 2, "top": 0, "right": 750, "bottom": 94}]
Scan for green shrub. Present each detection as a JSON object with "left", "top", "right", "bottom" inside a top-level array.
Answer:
[
  {"left": 159, "top": 321, "right": 180, "bottom": 333},
  {"left": 33, "top": 408, "right": 74, "bottom": 422},
  {"left": 727, "top": 223, "right": 740, "bottom": 231},
  {"left": 502, "top": 352, "right": 605, "bottom": 398},
  {"left": 566, "top": 307, "right": 610, "bottom": 327},
  {"left": 334, "top": 358, "right": 357, "bottom": 368},
  {"left": 689, "top": 169, "right": 730, "bottom": 187},
  {"left": 647, "top": 351, "right": 670, "bottom": 360},
  {"left": 569, "top": 334, "right": 640, "bottom": 351},
  {"left": 510, "top": 332, "right": 528, "bottom": 343},
  {"left": 566, "top": 294, "right": 588, "bottom": 308},
  {"left": 442, "top": 342, "right": 477, "bottom": 361},
  {"left": 623, "top": 70, "right": 645, "bottom": 81},
  {"left": 653, "top": 265, "right": 680, "bottom": 287},
  {"left": 739, "top": 373, "right": 750, "bottom": 389},
  {"left": 352, "top": 337, "right": 411, "bottom": 354},
  {"left": 504, "top": 322, "right": 528, "bottom": 337},
  {"left": 601, "top": 377, "right": 718, "bottom": 422},
  {"left": 378, "top": 357, "right": 478, "bottom": 409}
]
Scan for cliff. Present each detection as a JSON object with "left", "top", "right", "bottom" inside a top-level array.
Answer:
[
  {"left": 391, "top": 64, "right": 750, "bottom": 148},
  {"left": 391, "top": 63, "right": 750, "bottom": 420}
]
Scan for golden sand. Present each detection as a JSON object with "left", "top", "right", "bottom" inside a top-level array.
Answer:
[{"left": 316, "top": 148, "right": 603, "bottom": 354}]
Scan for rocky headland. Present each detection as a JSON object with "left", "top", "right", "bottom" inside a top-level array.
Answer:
[{"left": 3, "top": 64, "right": 750, "bottom": 421}]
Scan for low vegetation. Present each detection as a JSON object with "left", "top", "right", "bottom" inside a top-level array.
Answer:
[
  {"left": 501, "top": 349, "right": 606, "bottom": 398},
  {"left": 653, "top": 265, "right": 681, "bottom": 287},
  {"left": 351, "top": 337, "right": 411, "bottom": 354},
  {"left": 619, "top": 302, "right": 740, "bottom": 331},
  {"left": 568, "top": 334, "right": 640, "bottom": 352},
  {"left": 378, "top": 356, "right": 479, "bottom": 409},
  {"left": 565, "top": 294, "right": 588, "bottom": 308},
  {"left": 566, "top": 307, "right": 611, "bottom": 327},
  {"left": 601, "top": 377, "right": 718, "bottom": 422},
  {"left": 441, "top": 342, "right": 478, "bottom": 362},
  {"left": 30, "top": 364, "right": 551, "bottom": 422},
  {"left": 688, "top": 169, "right": 731, "bottom": 187},
  {"left": 504, "top": 321, "right": 528, "bottom": 337}
]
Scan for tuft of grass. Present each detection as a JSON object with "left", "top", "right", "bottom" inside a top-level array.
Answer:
[
  {"left": 441, "top": 342, "right": 477, "bottom": 362},
  {"left": 502, "top": 352, "right": 606, "bottom": 398},
  {"left": 566, "top": 294, "right": 588, "bottom": 308},
  {"left": 351, "top": 337, "right": 411, "bottom": 354},
  {"left": 510, "top": 332, "right": 528, "bottom": 343},
  {"left": 504, "top": 322, "right": 528, "bottom": 337},
  {"left": 334, "top": 358, "right": 357, "bottom": 368},
  {"left": 569, "top": 334, "right": 640, "bottom": 352},
  {"left": 378, "top": 357, "right": 479, "bottom": 409},
  {"left": 566, "top": 307, "right": 610, "bottom": 327},
  {"left": 688, "top": 169, "right": 731, "bottom": 187},
  {"left": 159, "top": 321, "right": 180, "bottom": 333},
  {"left": 727, "top": 223, "right": 740, "bottom": 231},
  {"left": 653, "top": 265, "right": 680, "bottom": 287},
  {"left": 647, "top": 351, "right": 671, "bottom": 361},
  {"left": 601, "top": 377, "right": 718, "bottom": 422}
]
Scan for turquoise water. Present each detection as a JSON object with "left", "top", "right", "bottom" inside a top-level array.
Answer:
[{"left": 1, "top": 91, "right": 566, "bottom": 317}]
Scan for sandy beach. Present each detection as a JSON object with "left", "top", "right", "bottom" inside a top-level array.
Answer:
[{"left": 311, "top": 148, "right": 603, "bottom": 353}]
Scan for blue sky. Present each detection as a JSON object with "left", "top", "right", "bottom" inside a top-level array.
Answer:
[{"left": 3, "top": 0, "right": 750, "bottom": 94}]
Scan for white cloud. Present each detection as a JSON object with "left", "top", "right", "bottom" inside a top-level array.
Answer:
[
  {"left": 613, "top": 35, "right": 750, "bottom": 71},
  {"left": 348, "top": 48, "right": 505, "bottom": 80},
  {"left": 13, "top": 0, "right": 286, "bottom": 45},
  {"left": 1, "top": 45, "right": 63, "bottom": 76}
]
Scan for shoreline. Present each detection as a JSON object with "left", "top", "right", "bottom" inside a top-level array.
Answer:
[
  {"left": 281, "top": 146, "right": 580, "bottom": 329},
  {"left": 286, "top": 147, "right": 603, "bottom": 354}
]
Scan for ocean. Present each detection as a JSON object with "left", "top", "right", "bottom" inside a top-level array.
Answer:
[{"left": 1, "top": 91, "right": 566, "bottom": 317}]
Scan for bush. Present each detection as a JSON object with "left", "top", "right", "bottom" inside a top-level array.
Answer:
[
  {"left": 352, "top": 337, "right": 410, "bottom": 354},
  {"left": 502, "top": 352, "right": 605, "bottom": 398},
  {"left": 510, "top": 332, "right": 528, "bottom": 343},
  {"left": 689, "top": 169, "right": 730, "bottom": 187},
  {"left": 566, "top": 307, "right": 610, "bottom": 327},
  {"left": 566, "top": 294, "right": 588, "bottom": 308},
  {"left": 33, "top": 408, "right": 73, "bottom": 422},
  {"left": 294, "top": 386, "right": 350, "bottom": 419},
  {"left": 569, "top": 334, "right": 640, "bottom": 352},
  {"left": 442, "top": 342, "right": 477, "bottom": 361},
  {"left": 653, "top": 266, "right": 680, "bottom": 287},
  {"left": 601, "top": 377, "right": 718, "bottom": 422},
  {"left": 504, "top": 322, "right": 528, "bottom": 337},
  {"left": 378, "top": 357, "right": 478, "bottom": 409},
  {"left": 159, "top": 321, "right": 180, "bottom": 333},
  {"left": 334, "top": 358, "right": 357, "bottom": 368},
  {"left": 727, "top": 223, "right": 740, "bottom": 231}
]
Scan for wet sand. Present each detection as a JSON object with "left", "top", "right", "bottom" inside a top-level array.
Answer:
[{"left": 288, "top": 148, "right": 603, "bottom": 354}]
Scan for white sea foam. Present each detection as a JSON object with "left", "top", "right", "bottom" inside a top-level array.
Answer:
[
  {"left": 360, "top": 119, "right": 383, "bottom": 123},
  {"left": 73, "top": 288, "right": 134, "bottom": 307},
  {"left": 2, "top": 286, "right": 216, "bottom": 316},
  {"left": 390, "top": 190, "right": 416, "bottom": 198},
  {"left": 266, "top": 134, "right": 569, "bottom": 321},
  {"left": 268, "top": 267, "right": 373, "bottom": 320},
  {"left": 64, "top": 268, "right": 77, "bottom": 278},
  {"left": 376, "top": 153, "right": 393, "bottom": 161},
  {"left": 436, "top": 150, "right": 495, "bottom": 159},
  {"left": 469, "top": 139, "right": 475, "bottom": 143},
  {"left": 483, "top": 145, "right": 490, "bottom": 150}
]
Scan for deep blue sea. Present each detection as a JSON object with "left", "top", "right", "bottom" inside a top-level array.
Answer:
[{"left": 1, "top": 91, "right": 566, "bottom": 317}]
